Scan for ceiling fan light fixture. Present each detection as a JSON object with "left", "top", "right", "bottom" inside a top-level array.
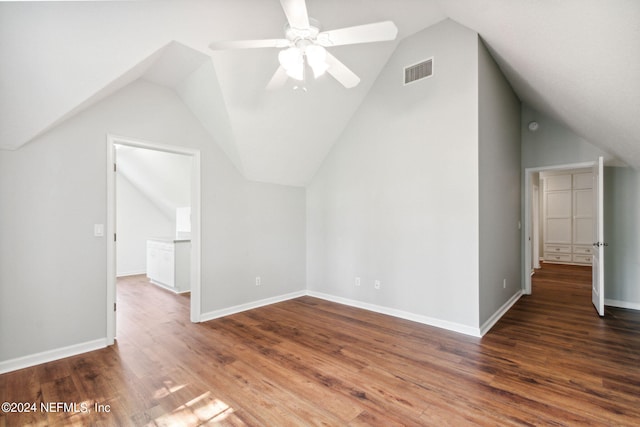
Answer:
[
  {"left": 310, "top": 62, "right": 329, "bottom": 78},
  {"left": 279, "top": 47, "right": 304, "bottom": 80},
  {"left": 305, "top": 45, "right": 329, "bottom": 78},
  {"left": 286, "top": 65, "right": 304, "bottom": 81}
]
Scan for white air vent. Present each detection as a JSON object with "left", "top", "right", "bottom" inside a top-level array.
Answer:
[{"left": 404, "top": 58, "right": 433, "bottom": 85}]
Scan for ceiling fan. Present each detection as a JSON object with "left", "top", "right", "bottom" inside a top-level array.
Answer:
[{"left": 208, "top": 0, "right": 398, "bottom": 89}]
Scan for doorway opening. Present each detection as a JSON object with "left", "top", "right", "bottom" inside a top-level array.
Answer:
[
  {"left": 106, "top": 135, "right": 201, "bottom": 345},
  {"left": 523, "top": 158, "right": 604, "bottom": 315}
]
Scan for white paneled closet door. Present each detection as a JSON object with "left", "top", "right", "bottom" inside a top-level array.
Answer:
[
  {"left": 573, "top": 172, "right": 595, "bottom": 264},
  {"left": 543, "top": 170, "right": 594, "bottom": 265},
  {"left": 573, "top": 173, "right": 594, "bottom": 246},
  {"left": 544, "top": 175, "right": 573, "bottom": 263}
]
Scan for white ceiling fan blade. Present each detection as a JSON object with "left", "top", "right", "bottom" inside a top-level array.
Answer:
[
  {"left": 209, "top": 39, "right": 289, "bottom": 50},
  {"left": 280, "top": 0, "right": 309, "bottom": 29},
  {"left": 266, "top": 66, "right": 289, "bottom": 90},
  {"left": 325, "top": 51, "right": 360, "bottom": 89},
  {"left": 317, "top": 21, "right": 398, "bottom": 47}
]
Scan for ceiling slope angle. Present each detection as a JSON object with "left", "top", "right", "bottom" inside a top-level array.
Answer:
[
  {"left": 116, "top": 145, "right": 192, "bottom": 220},
  {"left": 209, "top": 41, "right": 396, "bottom": 186},
  {"left": 0, "top": 0, "right": 447, "bottom": 186},
  {"left": 0, "top": 0, "right": 261, "bottom": 152},
  {"left": 0, "top": 1, "right": 161, "bottom": 151},
  {"left": 142, "top": 42, "right": 246, "bottom": 175},
  {"left": 206, "top": 0, "right": 446, "bottom": 186},
  {"left": 0, "top": 42, "right": 169, "bottom": 152},
  {"left": 437, "top": 0, "right": 640, "bottom": 168}
]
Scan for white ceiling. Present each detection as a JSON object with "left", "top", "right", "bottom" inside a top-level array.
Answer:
[
  {"left": 1, "top": 1, "right": 638, "bottom": 186},
  {"left": 116, "top": 144, "right": 192, "bottom": 219}
]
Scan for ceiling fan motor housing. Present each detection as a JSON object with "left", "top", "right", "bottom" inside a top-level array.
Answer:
[{"left": 285, "top": 18, "right": 321, "bottom": 45}]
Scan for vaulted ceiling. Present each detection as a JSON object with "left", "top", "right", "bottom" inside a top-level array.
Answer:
[{"left": 1, "top": 1, "right": 638, "bottom": 186}]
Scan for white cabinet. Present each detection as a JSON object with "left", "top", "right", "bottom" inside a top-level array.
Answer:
[
  {"left": 543, "top": 171, "right": 593, "bottom": 265},
  {"left": 146, "top": 238, "right": 191, "bottom": 293}
]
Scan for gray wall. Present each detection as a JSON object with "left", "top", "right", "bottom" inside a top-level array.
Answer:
[
  {"left": 604, "top": 167, "right": 640, "bottom": 306},
  {"left": 477, "top": 39, "right": 522, "bottom": 326},
  {"left": 116, "top": 172, "right": 173, "bottom": 276},
  {"left": 0, "top": 79, "right": 306, "bottom": 363},
  {"left": 522, "top": 104, "right": 614, "bottom": 169},
  {"left": 521, "top": 104, "right": 639, "bottom": 307},
  {"left": 307, "top": 20, "right": 481, "bottom": 330}
]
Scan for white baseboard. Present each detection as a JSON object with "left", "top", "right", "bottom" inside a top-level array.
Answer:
[
  {"left": 149, "top": 279, "right": 190, "bottom": 295},
  {"left": 200, "top": 290, "right": 307, "bottom": 322},
  {"left": 0, "top": 289, "right": 528, "bottom": 375},
  {"left": 605, "top": 299, "right": 640, "bottom": 311},
  {"left": 116, "top": 270, "right": 146, "bottom": 277},
  {"left": 201, "top": 289, "right": 485, "bottom": 337},
  {"left": 306, "top": 291, "right": 482, "bottom": 337},
  {"left": 479, "top": 290, "right": 523, "bottom": 336},
  {"left": 0, "top": 338, "right": 107, "bottom": 375}
]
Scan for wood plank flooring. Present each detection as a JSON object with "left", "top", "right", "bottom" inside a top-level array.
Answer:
[{"left": 1, "top": 263, "right": 640, "bottom": 426}]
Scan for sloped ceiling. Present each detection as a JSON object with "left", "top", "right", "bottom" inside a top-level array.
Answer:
[
  {"left": 440, "top": 0, "right": 640, "bottom": 169},
  {"left": 116, "top": 145, "right": 192, "bottom": 220},
  {"left": 1, "top": 1, "right": 638, "bottom": 186}
]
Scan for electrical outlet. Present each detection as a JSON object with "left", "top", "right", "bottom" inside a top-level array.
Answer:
[
  {"left": 256, "top": 276, "right": 261, "bottom": 286},
  {"left": 503, "top": 278, "right": 506, "bottom": 289},
  {"left": 355, "top": 277, "right": 361, "bottom": 286},
  {"left": 374, "top": 280, "right": 381, "bottom": 289}
]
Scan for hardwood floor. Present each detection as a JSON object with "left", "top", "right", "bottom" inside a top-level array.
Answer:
[{"left": 1, "top": 264, "right": 640, "bottom": 426}]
